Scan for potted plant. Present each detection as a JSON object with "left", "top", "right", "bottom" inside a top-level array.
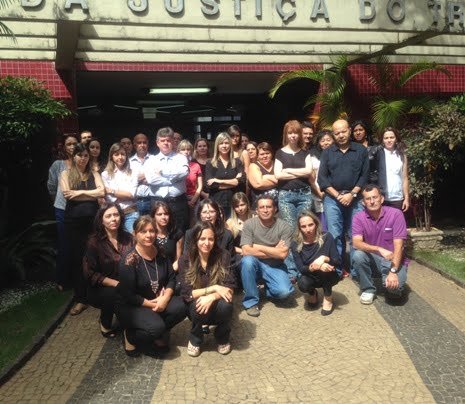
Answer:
[{"left": 401, "top": 96, "right": 465, "bottom": 251}]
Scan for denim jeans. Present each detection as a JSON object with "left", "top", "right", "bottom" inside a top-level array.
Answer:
[
  {"left": 353, "top": 250, "right": 408, "bottom": 295},
  {"left": 323, "top": 196, "right": 363, "bottom": 276},
  {"left": 136, "top": 197, "right": 152, "bottom": 216},
  {"left": 124, "top": 211, "right": 139, "bottom": 233},
  {"left": 241, "top": 256, "right": 294, "bottom": 309},
  {"left": 278, "top": 187, "right": 312, "bottom": 230}
]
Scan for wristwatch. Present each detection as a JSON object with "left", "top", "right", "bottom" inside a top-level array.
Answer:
[
  {"left": 390, "top": 267, "right": 399, "bottom": 274},
  {"left": 351, "top": 192, "right": 358, "bottom": 198}
]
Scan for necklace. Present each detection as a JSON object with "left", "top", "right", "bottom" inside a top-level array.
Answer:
[{"left": 136, "top": 247, "right": 159, "bottom": 295}]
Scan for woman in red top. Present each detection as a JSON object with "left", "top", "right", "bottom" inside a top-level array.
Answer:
[{"left": 178, "top": 140, "right": 203, "bottom": 226}]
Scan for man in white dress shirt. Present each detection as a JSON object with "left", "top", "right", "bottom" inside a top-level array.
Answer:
[{"left": 145, "top": 127, "right": 189, "bottom": 231}]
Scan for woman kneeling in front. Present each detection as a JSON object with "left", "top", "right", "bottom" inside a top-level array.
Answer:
[
  {"left": 116, "top": 216, "right": 186, "bottom": 357},
  {"left": 178, "top": 221, "right": 236, "bottom": 357},
  {"left": 291, "top": 210, "right": 342, "bottom": 316}
]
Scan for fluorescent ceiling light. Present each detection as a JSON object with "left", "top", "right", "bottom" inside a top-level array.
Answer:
[{"left": 149, "top": 87, "right": 211, "bottom": 95}]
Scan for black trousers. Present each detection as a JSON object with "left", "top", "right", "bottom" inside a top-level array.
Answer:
[
  {"left": 116, "top": 296, "right": 186, "bottom": 352},
  {"left": 152, "top": 195, "right": 189, "bottom": 232},
  {"left": 298, "top": 271, "right": 340, "bottom": 297},
  {"left": 87, "top": 286, "right": 118, "bottom": 329},
  {"left": 64, "top": 215, "right": 93, "bottom": 303},
  {"left": 187, "top": 299, "right": 233, "bottom": 347}
]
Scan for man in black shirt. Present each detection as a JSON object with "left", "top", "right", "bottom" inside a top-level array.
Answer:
[{"left": 317, "top": 119, "right": 369, "bottom": 277}]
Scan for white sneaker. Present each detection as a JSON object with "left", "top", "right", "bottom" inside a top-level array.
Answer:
[{"left": 360, "top": 292, "right": 375, "bottom": 305}]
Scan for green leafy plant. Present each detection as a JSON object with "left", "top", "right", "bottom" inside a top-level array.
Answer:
[
  {"left": 402, "top": 101, "right": 465, "bottom": 231},
  {"left": 370, "top": 55, "right": 451, "bottom": 134},
  {"left": 0, "top": 76, "right": 70, "bottom": 144},
  {"left": 269, "top": 55, "right": 350, "bottom": 129},
  {"left": 0, "top": 0, "right": 16, "bottom": 40},
  {"left": 449, "top": 93, "right": 465, "bottom": 114},
  {"left": 0, "top": 221, "right": 57, "bottom": 286}
]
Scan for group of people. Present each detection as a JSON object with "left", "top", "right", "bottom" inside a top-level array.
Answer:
[{"left": 46, "top": 119, "right": 410, "bottom": 357}]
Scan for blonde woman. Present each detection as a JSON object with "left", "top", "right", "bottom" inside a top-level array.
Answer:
[
  {"left": 102, "top": 142, "right": 139, "bottom": 232},
  {"left": 291, "top": 210, "right": 341, "bottom": 316},
  {"left": 205, "top": 132, "right": 245, "bottom": 218},
  {"left": 178, "top": 221, "right": 236, "bottom": 357},
  {"left": 178, "top": 139, "right": 203, "bottom": 226},
  {"left": 226, "top": 192, "right": 253, "bottom": 255},
  {"left": 60, "top": 143, "right": 105, "bottom": 315}
]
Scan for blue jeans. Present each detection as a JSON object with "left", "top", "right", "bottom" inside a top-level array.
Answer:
[
  {"left": 124, "top": 211, "right": 139, "bottom": 233},
  {"left": 278, "top": 187, "right": 312, "bottom": 230},
  {"left": 241, "top": 256, "right": 294, "bottom": 309},
  {"left": 353, "top": 250, "right": 408, "bottom": 295},
  {"left": 323, "top": 196, "right": 363, "bottom": 276},
  {"left": 136, "top": 197, "right": 152, "bottom": 216}
]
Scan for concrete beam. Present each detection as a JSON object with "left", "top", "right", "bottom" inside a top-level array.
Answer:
[{"left": 55, "top": 20, "right": 81, "bottom": 70}]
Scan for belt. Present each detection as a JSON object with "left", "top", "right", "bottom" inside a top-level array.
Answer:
[
  {"left": 153, "top": 194, "right": 186, "bottom": 203},
  {"left": 281, "top": 186, "right": 311, "bottom": 194}
]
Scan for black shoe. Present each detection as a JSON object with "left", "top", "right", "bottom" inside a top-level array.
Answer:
[
  {"left": 305, "top": 290, "right": 319, "bottom": 309},
  {"left": 123, "top": 331, "right": 140, "bottom": 357}
]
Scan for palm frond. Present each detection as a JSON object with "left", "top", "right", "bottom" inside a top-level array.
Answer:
[
  {"left": 397, "top": 62, "right": 451, "bottom": 88},
  {"left": 405, "top": 97, "right": 435, "bottom": 115},
  {"left": 0, "top": 21, "right": 16, "bottom": 41},
  {"left": 368, "top": 55, "right": 395, "bottom": 94},
  {"left": 372, "top": 98, "right": 409, "bottom": 134},
  {"left": 269, "top": 69, "right": 325, "bottom": 98},
  {"left": 0, "top": 0, "right": 15, "bottom": 8}
]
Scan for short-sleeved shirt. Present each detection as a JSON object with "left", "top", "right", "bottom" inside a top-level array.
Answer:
[
  {"left": 352, "top": 206, "right": 408, "bottom": 265},
  {"left": 318, "top": 142, "right": 369, "bottom": 193},
  {"left": 275, "top": 148, "right": 310, "bottom": 191},
  {"left": 240, "top": 216, "right": 293, "bottom": 267}
]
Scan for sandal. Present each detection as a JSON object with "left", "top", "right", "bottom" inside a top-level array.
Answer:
[
  {"left": 187, "top": 341, "right": 201, "bottom": 357},
  {"left": 100, "top": 322, "right": 117, "bottom": 339},
  {"left": 70, "top": 303, "right": 88, "bottom": 316},
  {"left": 217, "top": 343, "right": 231, "bottom": 355}
]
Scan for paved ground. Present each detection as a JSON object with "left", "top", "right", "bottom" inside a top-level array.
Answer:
[{"left": 1, "top": 260, "right": 464, "bottom": 403}]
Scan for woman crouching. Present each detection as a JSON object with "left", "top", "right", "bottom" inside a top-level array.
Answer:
[
  {"left": 178, "top": 221, "right": 236, "bottom": 357},
  {"left": 116, "top": 215, "right": 186, "bottom": 357},
  {"left": 291, "top": 210, "right": 342, "bottom": 316}
]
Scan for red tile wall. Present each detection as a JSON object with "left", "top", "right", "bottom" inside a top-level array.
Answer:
[
  {"left": 348, "top": 64, "right": 465, "bottom": 96},
  {"left": 0, "top": 60, "right": 79, "bottom": 132},
  {"left": 76, "top": 62, "right": 322, "bottom": 72}
]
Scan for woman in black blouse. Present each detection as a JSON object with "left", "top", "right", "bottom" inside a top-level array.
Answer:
[
  {"left": 151, "top": 201, "right": 183, "bottom": 270},
  {"left": 116, "top": 216, "right": 186, "bottom": 357},
  {"left": 205, "top": 132, "right": 245, "bottom": 219},
  {"left": 183, "top": 199, "right": 234, "bottom": 258},
  {"left": 179, "top": 221, "right": 236, "bottom": 357},
  {"left": 60, "top": 143, "right": 105, "bottom": 316},
  {"left": 291, "top": 210, "right": 342, "bottom": 316},
  {"left": 83, "top": 203, "right": 134, "bottom": 338},
  {"left": 274, "top": 120, "right": 313, "bottom": 230}
]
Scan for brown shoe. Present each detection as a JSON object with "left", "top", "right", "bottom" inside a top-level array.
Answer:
[{"left": 70, "top": 303, "right": 88, "bottom": 316}]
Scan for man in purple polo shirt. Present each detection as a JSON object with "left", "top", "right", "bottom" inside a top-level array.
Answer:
[{"left": 352, "top": 184, "right": 408, "bottom": 305}]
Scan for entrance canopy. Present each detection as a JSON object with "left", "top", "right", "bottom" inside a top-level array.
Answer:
[{"left": 1, "top": 1, "right": 465, "bottom": 67}]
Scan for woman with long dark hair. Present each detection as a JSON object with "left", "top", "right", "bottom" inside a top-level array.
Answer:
[
  {"left": 350, "top": 120, "right": 380, "bottom": 183},
  {"left": 151, "top": 201, "right": 183, "bottom": 270},
  {"left": 178, "top": 221, "right": 236, "bottom": 356},
  {"left": 102, "top": 142, "right": 139, "bottom": 233},
  {"left": 183, "top": 198, "right": 234, "bottom": 257},
  {"left": 47, "top": 133, "right": 78, "bottom": 290},
  {"left": 88, "top": 138, "right": 103, "bottom": 173},
  {"left": 291, "top": 210, "right": 341, "bottom": 316},
  {"left": 60, "top": 143, "right": 105, "bottom": 315},
  {"left": 378, "top": 127, "right": 410, "bottom": 212},
  {"left": 83, "top": 203, "right": 134, "bottom": 338},
  {"left": 116, "top": 216, "right": 186, "bottom": 357}
]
